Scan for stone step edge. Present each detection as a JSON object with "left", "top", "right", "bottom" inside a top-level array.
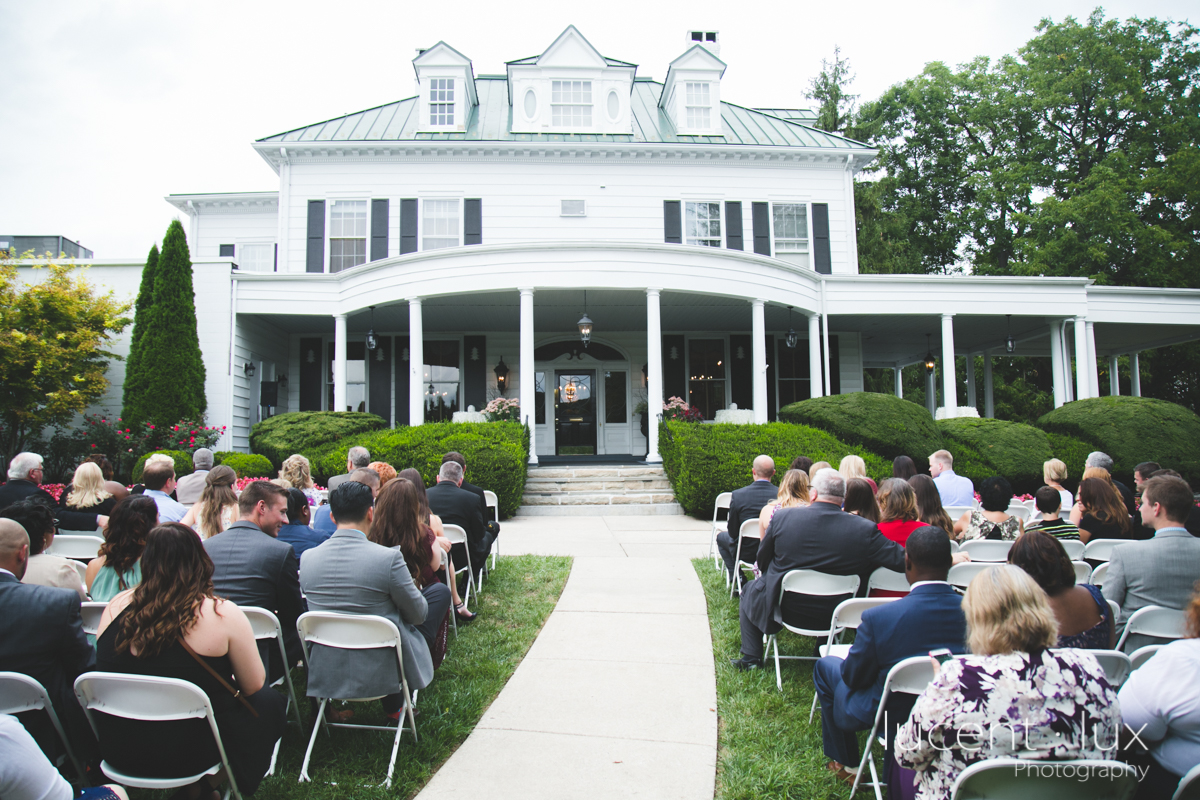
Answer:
[{"left": 515, "top": 503, "right": 685, "bottom": 517}]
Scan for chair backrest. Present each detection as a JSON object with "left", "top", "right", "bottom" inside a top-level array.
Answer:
[
  {"left": 739, "top": 519, "right": 762, "bottom": 540},
  {"left": 950, "top": 757, "right": 1139, "bottom": 800},
  {"left": 1090, "top": 562, "right": 1109, "bottom": 587},
  {"left": 0, "top": 671, "right": 54, "bottom": 715},
  {"left": 714, "top": 492, "right": 733, "bottom": 513},
  {"left": 947, "top": 539, "right": 961, "bottom": 554},
  {"left": 72, "top": 558, "right": 88, "bottom": 587},
  {"left": 947, "top": 561, "right": 992, "bottom": 590},
  {"left": 1071, "top": 561, "right": 1092, "bottom": 584},
  {"left": 441, "top": 523, "right": 468, "bottom": 545},
  {"left": 297, "top": 611, "right": 401, "bottom": 652},
  {"left": 1107, "top": 599, "right": 1121, "bottom": 627},
  {"left": 1005, "top": 503, "right": 1031, "bottom": 522},
  {"left": 1059, "top": 540, "right": 1085, "bottom": 560},
  {"left": 1083, "top": 538, "right": 1120, "bottom": 563},
  {"left": 45, "top": 534, "right": 104, "bottom": 560},
  {"left": 780, "top": 570, "right": 861, "bottom": 599},
  {"left": 483, "top": 490, "right": 499, "bottom": 522},
  {"left": 80, "top": 601, "right": 107, "bottom": 637},
  {"left": 944, "top": 505, "right": 972, "bottom": 521},
  {"left": 961, "top": 539, "right": 1014, "bottom": 562},
  {"left": 1060, "top": 508, "right": 1073, "bottom": 521},
  {"left": 1119, "top": 606, "right": 1187, "bottom": 652},
  {"left": 882, "top": 654, "right": 939, "bottom": 697},
  {"left": 1129, "top": 644, "right": 1163, "bottom": 671},
  {"left": 866, "top": 567, "right": 910, "bottom": 595},
  {"left": 74, "top": 672, "right": 213, "bottom": 723},
  {"left": 1088, "top": 649, "right": 1132, "bottom": 687},
  {"left": 830, "top": 597, "right": 898, "bottom": 632},
  {"left": 240, "top": 606, "right": 283, "bottom": 641},
  {"left": 1174, "top": 763, "right": 1200, "bottom": 800}
]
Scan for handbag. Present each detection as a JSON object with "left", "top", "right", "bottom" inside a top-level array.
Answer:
[{"left": 178, "top": 637, "right": 259, "bottom": 718}]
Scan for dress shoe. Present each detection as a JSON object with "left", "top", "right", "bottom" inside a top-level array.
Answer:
[{"left": 729, "top": 656, "right": 762, "bottom": 671}]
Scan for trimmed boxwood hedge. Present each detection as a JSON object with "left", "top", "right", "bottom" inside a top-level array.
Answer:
[
  {"left": 1037, "top": 396, "right": 1200, "bottom": 485},
  {"left": 1045, "top": 432, "right": 1094, "bottom": 489},
  {"left": 301, "top": 422, "right": 530, "bottom": 519},
  {"left": 779, "top": 393, "right": 944, "bottom": 462},
  {"left": 935, "top": 418, "right": 1053, "bottom": 495},
  {"left": 250, "top": 412, "right": 387, "bottom": 469},
  {"left": 658, "top": 420, "right": 891, "bottom": 518},
  {"left": 131, "top": 450, "right": 193, "bottom": 484},
  {"left": 213, "top": 452, "right": 274, "bottom": 479}
]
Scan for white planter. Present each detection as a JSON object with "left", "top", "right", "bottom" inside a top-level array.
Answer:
[
  {"left": 935, "top": 406, "right": 981, "bottom": 420},
  {"left": 452, "top": 411, "right": 488, "bottom": 423},
  {"left": 714, "top": 409, "right": 756, "bottom": 425}
]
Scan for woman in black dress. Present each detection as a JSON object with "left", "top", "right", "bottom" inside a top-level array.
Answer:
[{"left": 95, "top": 523, "right": 285, "bottom": 798}]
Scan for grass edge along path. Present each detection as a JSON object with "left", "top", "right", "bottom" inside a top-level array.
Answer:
[{"left": 694, "top": 558, "right": 864, "bottom": 800}]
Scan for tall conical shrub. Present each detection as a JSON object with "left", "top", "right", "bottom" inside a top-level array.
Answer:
[
  {"left": 120, "top": 244, "right": 158, "bottom": 424},
  {"left": 126, "top": 221, "right": 206, "bottom": 428}
]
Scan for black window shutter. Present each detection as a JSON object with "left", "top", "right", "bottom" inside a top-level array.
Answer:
[
  {"left": 306, "top": 200, "right": 325, "bottom": 273},
  {"left": 370, "top": 199, "right": 389, "bottom": 261},
  {"left": 219, "top": 244, "right": 235, "bottom": 258},
  {"left": 725, "top": 201, "right": 743, "bottom": 250},
  {"left": 752, "top": 202, "right": 771, "bottom": 256},
  {"left": 813, "top": 203, "right": 831, "bottom": 274},
  {"left": 400, "top": 199, "right": 418, "bottom": 254},
  {"left": 273, "top": 243, "right": 278, "bottom": 271},
  {"left": 663, "top": 201, "right": 682, "bottom": 244},
  {"left": 464, "top": 199, "right": 482, "bottom": 245}
]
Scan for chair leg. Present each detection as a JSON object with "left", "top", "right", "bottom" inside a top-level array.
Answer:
[
  {"left": 299, "top": 698, "right": 328, "bottom": 783},
  {"left": 808, "top": 693, "right": 818, "bottom": 723},
  {"left": 772, "top": 636, "right": 783, "bottom": 691},
  {"left": 267, "top": 737, "right": 281, "bottom": 776}
]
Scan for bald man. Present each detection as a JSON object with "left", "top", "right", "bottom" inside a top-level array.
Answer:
[
  {"left": 716, "top": 455, "right": 780, "bottom": 591},
  {"left": 0, "top": 518, "right": 96, "bottom": 761}
]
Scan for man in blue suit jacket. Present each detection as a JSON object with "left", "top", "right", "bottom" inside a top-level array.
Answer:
[{"left": 811, "top": 525, "right": 967, "bottom": 780}]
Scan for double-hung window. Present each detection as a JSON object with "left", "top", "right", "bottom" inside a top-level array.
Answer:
[
  {"left": 551, "top": 80, "right": 592, "bottom": 127},
  {"left": 329, "top": 200, "right": 367, "bottom": 273},
  {"left": 429, "top": 78, "right": 454, "bottom": 126},
  {"left": 685, "top": 201, "right": 721, "bottom": 247},
  {"left": 685, "top": 82, "right": 711, "bottom": 129},
  {"left": 422, "top": 199, "right": 460, "bottom": 250},
  {"left": 772, "top": 203, "right": 809, "bottom": 258},
  {"left": 238, "top": 243, "right": 274, "bottom": 272}
]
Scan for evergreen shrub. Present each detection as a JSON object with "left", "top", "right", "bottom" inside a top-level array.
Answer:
[
  {"left": 131, "top": 450, "right": 193, "bottom": 484},
  {"left": 658, "top": 420, "right": 891, "bottom": 517},
  {"left": 249, "top": 411, "right": 387, "bottom": 469},
  {"left": 779, "top": 393, "right": 944, "bottom": 462},
  {"left": 935, "top": 418, "right": 1053, "bottom": 494},
  {"left": 213, "top": 452, "right": 274, "bottom": 478}
]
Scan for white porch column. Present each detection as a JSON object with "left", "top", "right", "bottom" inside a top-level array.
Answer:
[
  {"left": 519, "top": 288, "right": 537, "bottom": 464},
  {"left": 408, "top": 298, "right": 424, "bottom": 426},
  {"left": 983, "top": 355, "right": 995, "bottom": 418},
  {"left": 333, "top": 313, "right": 347, "bottom": 412},
  {"left": 1131, "top": 353, "right": 1141, "bottom": 396},
  {"left": 751, "top": 300, "right": 767, "bottom": 423},
  {"left": 808, "top": 314, "right": 822, "bottom": 398},
  {"left": 1049, "top": 320, "right": 1066, "bottom": 408},
  {"left": 1109, "top": 355, "right": 1120, "bottom": 396},
  {"left": 1086, "top": 321, "right": 1099, "bottom": 398},
  {"left": 894, "top": 364, "right": 903, "bottom": 399},
  {"left": 646, "top": 289, "right": 664, "bottom": 463},
  {"left": 925, "top": 364, "right": 937, "bottom": 417},
  {"left": 822, "top": 312, "right": 832, "bottom": 397},
  {"left": 1074, "top": 316, "right": 1090, "bottom": 400},
  {"left": 1062, "top": 321, "right": 1075, "bottom": 402},
  {"left": 941, "top": 314, "right": 957, "bottom": 412},
  {"left": 965, "top": 353, "right": 977, "bottom": 409}
]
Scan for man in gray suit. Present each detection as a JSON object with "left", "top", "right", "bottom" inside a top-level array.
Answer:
[
  {"left": 300, "top": 481, "right": 451, "bottom": 717},
  {"left": 175, "top": 448, "right": 214, "bottom": 505},
  {"left": 1104, "top": 474, "right": 1200, "bottom": 651},
  {"left": 325, "top": 446, "right": 370, "bottom": 492}
]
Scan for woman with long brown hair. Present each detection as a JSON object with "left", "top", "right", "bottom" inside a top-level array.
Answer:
[
  {"left": 1074, "top": 477, "right": 1132, "bottom": 542},
  {"left": 180, "top": 465, "right": 240, "bottom": 539},
  {"left": 87, "top": 495, "right": 158, "bottom": 602},
  {"left": 395, "top": 468, "right": 475, "bottom": 623},
  {"left": 876, "top": 478, "right": 923, "bottom": 546},
  {"left": 95, "top": 523, "right": 285, "bottom": 799},
  {"left": 908, "top": 474, "right": 954, "bottom": 534}
]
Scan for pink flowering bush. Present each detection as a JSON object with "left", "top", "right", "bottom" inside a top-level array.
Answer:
[
  {"left": 484, "top": 397, "right": 520, "bottom": 422},
  {"left": 663, "top": 396, "right": 704, "bottom": 422}
]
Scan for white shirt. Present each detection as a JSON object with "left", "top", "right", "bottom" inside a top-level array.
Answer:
[{"left": 1119, "top": 638, "right": 1200, "bottom": 776}]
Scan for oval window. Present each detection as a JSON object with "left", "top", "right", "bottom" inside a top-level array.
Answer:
[
  {"left": 524, "top": 89, "right": 537, "bottom": 119},
  {"left": 607, "top": 90, "right": 620, "bottom": 120}
]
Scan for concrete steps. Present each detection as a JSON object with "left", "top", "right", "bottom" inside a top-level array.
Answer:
[{"left": 518, "top": 465, "right": 684, "bottom": 516}]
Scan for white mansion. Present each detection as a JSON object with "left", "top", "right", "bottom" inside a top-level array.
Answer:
[{"left": 45, "top": 27, "right": 1200, "bottom": 461}]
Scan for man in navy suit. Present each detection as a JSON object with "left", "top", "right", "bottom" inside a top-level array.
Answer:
[
  {"left": 715, "top": 455, "right": 780, "bottom": 587},
  {"left": 811, "top": 525, "right": 967, "bottom": 782}
]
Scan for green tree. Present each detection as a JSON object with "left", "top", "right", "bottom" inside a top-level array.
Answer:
[
  {"left": 806, "top": 45, "right": 859, "bottom": 135},
  {"left": 0, "top": 257, "right": 131, "bottom": 457},
  {"left": 120, "top": 244, "right": 158, "bottom": 423},
  {"left": 125, "top": 220, "right": 207, "bottom": 429}
]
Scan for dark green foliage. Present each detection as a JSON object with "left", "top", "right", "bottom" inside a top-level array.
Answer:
[
  {"left": 250, "top": 411, "right": 387, "bottom": 470},
  {"left": 936, "top": 417, "right": 1053, "bottom": 494},
  {"left": 779, "top": 392, "right": 944, "bottom": 462},
  {"left": 659, "top": 420, "right": 890, "bottom": 517},
  {"left": 125, "top": 221, "right": 206, "bottom": 428},
  {"left": 131, "top": 450, "right": 193, "bottom": 484},
  {"left": 1046, "top": 432, "right": 1094, "bottom": 488},
  {"left": 213, "top": 452, "right": 274, "bottom": 478},
  {"left": 120, "top": 244, "right": 157, "bottom": 423},
  {"left": 302, "top": 422, "right": 529, "bottom": 518},
  {"left": 1037, "top": 396, "right": 1200, "bottom": 484}
]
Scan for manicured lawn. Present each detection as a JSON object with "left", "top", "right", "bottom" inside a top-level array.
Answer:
[
  {"left": 694, "top": 558, "right": 866, "bottom": 800},
  {"left": 133, "top": 555, "right": 572, "bottom": 800}
]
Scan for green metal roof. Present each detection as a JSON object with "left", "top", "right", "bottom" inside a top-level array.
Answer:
[
  {"left": 755, "top": 108, "right": 818, "bottom": 122},
  {"left": 258, "top": 79, "right": 867, "bottom": 149}
]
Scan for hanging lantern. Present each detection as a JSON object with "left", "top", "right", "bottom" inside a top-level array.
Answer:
[
  {"left": 577, "top": 290, "right": 593, "bottom": 347},
  {"left": 366, "top": 305, "right": 378, "bottom": 351},
  {"left": 564, "top": 379, "right": 578, "bottom": 402},
  {"left": 924, "top": 334, "right": 936, "bottom": 375},
  {"left": 1005, "top": 314, "right": 1016, "bottom": 354},
  {"left": 494, "top": 356, "right": 510, "bottom": 394},
  {"left": 785, "top": 305, "right": 798, "bottom": 349}
]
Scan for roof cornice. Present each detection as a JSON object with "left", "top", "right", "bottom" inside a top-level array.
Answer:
[{"left": 165, "top": 192, "right": 279, "bottom": 215}]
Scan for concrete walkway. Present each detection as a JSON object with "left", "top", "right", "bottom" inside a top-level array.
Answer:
[{"left": 415, "top": 515, "right": 718, "bottom": 800}]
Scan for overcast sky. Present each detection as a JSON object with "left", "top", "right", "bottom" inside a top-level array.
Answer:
[{"left": 1, "top": 0, "right": 1193, "bottom": 259}]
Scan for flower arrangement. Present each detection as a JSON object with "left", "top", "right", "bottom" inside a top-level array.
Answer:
[
  {"left": 663, "top": 396, "right": 704, "bottom": 422},
  {"left": 484, "top": 397, "right": 521, "bottom": 422},
  {"left": 40, "top": 484, "right": 65, "bottom": 501}
]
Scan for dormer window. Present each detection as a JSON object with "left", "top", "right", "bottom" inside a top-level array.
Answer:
[
  {"left": 686, "top": 83, "right": 711, "bottom": 129},
  {"left": 429, "top": 78, "right": 455, "bottom": 126},
  {"left": 551, "top": 80, "right": 592, "bottom": 127}
]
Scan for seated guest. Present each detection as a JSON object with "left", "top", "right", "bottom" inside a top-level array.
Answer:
[
  {"left": 1142, "top": 469, "right": 1200, "bottom": 537},
  {"left": 300, "top": 481, "right": 452, "bottom": 718},
  {"left": 279, "top": 454, "right": 321, "bottom": 504},
  {"left": 1025, "top": 485, "right": 1080, "bottom": 538},
  {"left": 96, "top": 523, "right": 286, "bottom": 797},
  {"left": 325, "top": 446, "right": 370, "bottom": 492},
  {"left": 140, "top": 461, "right": 187, "bottom": 523},
  {"left": 277, "top": 488, "right": 327, "bottom": 561},
  {"left": 312, "top": 468, "right": 379, "bottom": 535},
  {"left": 174, "top": 448, "right": 214, "bottom": 506},
  {"left": 428, "top": 460, "right": 493, "bottom": 584},
  {"left": 369, "top": 461, "right": 398, "bottom": 486},
  {"left": 62, "top": 461, "right": 119, "bottom": 517},
  {"left": 129, "top": 453, "right": 176, "bottom": 498},
  {"left": 715, "top": 455, "right": 779, "bottom": 587},
  {"left": 1074, "top": 477, "right": 1132, "bottom": 542},
  {"left": 0, "top": 518, "right": 96, "bottom": 764},
  {"left": 86, "top": 496, "right": 158, "bottom": 602},
  {"left": 876, "top": 479, "right": 923, "bottom": 546},
  {"left": 82, "top": 454, "right": 129, "bottom": 502},
  {"left": 813, "top": 526, "right": 967, "bottom": 785},
  {"left": 892, "top": 455, "right": 918, "bottom": 481},
  {"left": 789, "top": 456, "right": 814, "bottom": 476},
  {"left": 1008, "top": 531, "right": 1113, "bottom": 649},
  {"left": 181, "top": 465, "right": 240, "bottom": 539},
  {"left": 442, "top": 452, "right": 493, "bottom": 548},
  {"left": 896, "top": 565, "right": 1120, "bottom": 799},
  {"left": 1042, "top": 457, "right": 1074, "bottom": 511},
  {"left": 1086, "top": 451, "right": 1136, "bottom": 516},
  {"left": 0, "top": 452, "right": 109, "bottom": 531},
  {"left": 908, "top": 475, "right": 954, "bottom": 534},
  {"left": 731, "top": 469, "right": 905, "bottom": 671},
  {"left": 2, "top": 499, "right": 86, "bottom": 599},
  {"left": 1119, "top": 586, "right": 1200, "bottom": 799},
  {"left": 808, "top": 460, "right": 831, "bottom": 482},
  {"left": 1134, "top": 461, "right": 1161, "bottom": 497},
  {"left": 954, "top": 476, "right": 1022, "bottom": 541},
  {"left": 759, "top": 469, "right": 811, "bottom": 534},
  {"left": 928, "top": 450, "right": 974, "bottom": 507},
  {"left": 0, "top": 714, "right": 127, "bottom": 800},
  {"left": 398, "top": 468, "right": 473, "bottom": 621},
  {"left": 1104, "top": 475, "right": 1200, "bottom": 650},
  {"left": 843, "top": 478, "right": 880, "bottom": 523},
  {"left": 204, "top": 481, "right": 305, "bottom": 679},
  {"left": 839, "top": 455, "right": 877, "bottom": 494}
]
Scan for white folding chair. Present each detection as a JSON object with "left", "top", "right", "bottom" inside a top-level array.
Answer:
[
  {"left": 947, "top": 561, "right": 992, "bottom": 591},
  {"left": 80, "top": 601, "right": 107, "bottom": 637},
  {"left": 0, "top": 671, "right": 86, "bottom": 782},
  {"left": 1006, "top": 502, "right": 1031, "bottom": 523},
  {"left": 74, "top": 672, "right": 242, "bottom": 800},
  {"left": 1071, "top": 561, "right": 1092, "bottom": 584},
  {"left": 948, "top": 539, "right": 961, "bottom": 554},
  {"left": 944, "top": 505, "right": 973, "bottom": 522},
  {"left": 866, "top": 567, "right": 910, "bottom": 597},
  {"left": 1090, "top": 562, "right": 1109, "bottom": 587},
  {"left": 483, "top": 490, "right": 500, "bottom": 571},
  {"left": 950, "top": 757, "right": 1139, "bottom": 799},
  {"left": 1060, "top": 540, "right": 1085, "bottom": 560},
  {"left": 1173, "top": 763, "right": 1200, "bottom": 800},
  {"left": 961, "top": 539, "right": 1014, "bottom": 562},
  {"left": 1083, "top": 539, "right": 1122, "bottom": 563},
  {"left": 1107, "top": 600, "right": 1121, "bottom": 628},
  {"left": 764, "top": 570, "right": 861, "bottom": 690},
  {"left": 296, "top": 612, "right": 417, "bottom": 789},
  {"left": 441, "top": 523, "right": 476, "bottom": 606},
  {"left": 241, "top": 607, "right": 302, "bottom": 775},
  {"left": 71, "top": 558, "right": 89, "bottom": 591},
  {"left": 1129, "top": 644, "right": 1162, "bottom": 671},
  {"left": 1117, "top": 605, "right": 1186, "bottom": 653},
  {"left": 850, "top": 655, "right": 939, "bottom": 800},
  {"left": 730, "top": 519, "right": 762, "bottom": 598},
  {"left": 1088, "top": 649, "right": 1133, "bottom": 687},
  {"left": 45, "top": 534, "right": 104, "bottom": 560},
  {"left": 807, "top": 596, "right": 898, "bottom": 719},
  {"left": 709, "top": 491, "right": 733, "bottom": 571}
]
